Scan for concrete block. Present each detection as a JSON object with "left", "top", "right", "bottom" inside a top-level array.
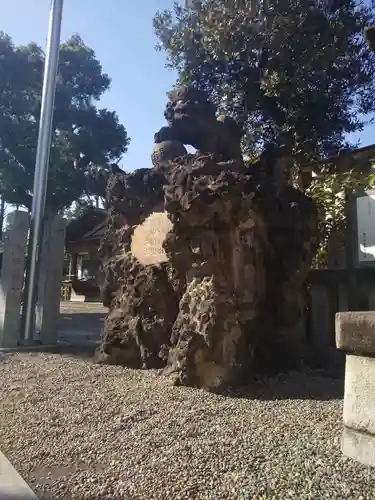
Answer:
[
  {"left": 0, "top": 451, "right": 38, "bottom": 499},
  {"left": 336, "top": 311, "right": 375, "bottom": 355},
  {"left": 342, "top": 426, "right": 375, "bottom": 468},
  {"left": 343, "top": 355, "right": 375, "bottom": 435},
  {"left": 0, "top": 211, "right": 29, "bottom": 348}
]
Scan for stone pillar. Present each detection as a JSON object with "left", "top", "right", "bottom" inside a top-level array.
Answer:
[
  {"left": 336, "top": 311, "right": 375, "bottom": 467},
  {"left": 35, "top": 215, "right": 66, "bottom": 345},
  {"left": 0, "top": 211, "right": 29, "bottom": 348}
]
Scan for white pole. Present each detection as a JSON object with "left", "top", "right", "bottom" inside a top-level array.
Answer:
[{"left": 22, "top": 0, "right": 64, "bottom": 342}]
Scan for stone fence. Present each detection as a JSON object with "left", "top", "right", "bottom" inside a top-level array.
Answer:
[{"left": 336, "top": 311, "right": 375, "bottom": 467}]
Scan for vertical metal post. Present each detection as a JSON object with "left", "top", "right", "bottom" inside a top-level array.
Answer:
[{"left": 22, "top": 0, "right": 64, "bottom": 342}]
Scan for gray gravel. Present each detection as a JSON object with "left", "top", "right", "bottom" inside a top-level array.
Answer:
[{"left": 1, "top": 352, "right": 375, "bottom": 500}]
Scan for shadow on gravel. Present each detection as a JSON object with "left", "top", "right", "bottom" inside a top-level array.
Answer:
[
  {"left": 0, "top": 312, "right": 105, "bottom": 361},
  {"left": 35, "top": 343, "right": 99, "bottom": 359},
  {"left": 217, "top": 370, "right": 345, "bottom": 401},
  {"left": 59, "top": 312, "right": 105, "bottom": 332},
  {"left": 52, "top": 311, "right": 105, "bottom": 359},
  {"left": 12, "top": 312, "right": 105, "bottom": 360}
]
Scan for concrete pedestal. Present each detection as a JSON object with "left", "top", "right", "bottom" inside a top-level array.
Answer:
[
  {"left": 336, "top": 312, "right": 375, "bottom": 467},
  {"left": 342, "top": 425, "right": 375, "bottom": 467}
]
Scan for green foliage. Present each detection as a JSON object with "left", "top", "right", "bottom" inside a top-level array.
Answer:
[
  {"left": 61, "top": 198, "right": 96, "bottom": 222},
  {"left": 154, "top": 0, "right": 375, "bottom": 267},
  {"left": 154, "top": 0, "right": 375, "bottom": 160},
  {"left": 0, "top": 33, "right": 129, "bottom": 213}
]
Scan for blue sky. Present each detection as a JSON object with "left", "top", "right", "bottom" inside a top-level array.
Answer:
[
  {"left": 2, "top": 0, "right": 177, "bottom": 171},
  {"left": 2, "top": 0, "right": 375, "bottom": 172}
]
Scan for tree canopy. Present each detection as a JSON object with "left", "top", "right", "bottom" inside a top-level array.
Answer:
[
  {"left": 0, "top": 33, "right": 129, "bottom": 213},
  {"left": 154, "top": 0, "right": 375, "bottom": 266},
  {"left": 154, "top": 0, "right": 375, "bottom": 162}
]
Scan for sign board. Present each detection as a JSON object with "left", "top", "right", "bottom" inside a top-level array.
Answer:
[
  {"left": 131, "top": 211, "right": 172, "bottom": 266},
  {"left": 356, "top": 189, "right": 375, "bottom": 265}
]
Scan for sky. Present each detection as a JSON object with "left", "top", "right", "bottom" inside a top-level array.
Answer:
[
  {"left": 2, "top": 0, "right": 178, "bottom": 171},
  {"left": 2, "top": 0, "right": 375, "bottom": 173}
]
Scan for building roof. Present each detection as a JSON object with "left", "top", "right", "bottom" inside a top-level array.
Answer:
[
  {"left": 318, "top": 143, "right": 375, "bottom": 171},
  {"left": 66, "top": 207, "right": 107, "bottom": 244}
]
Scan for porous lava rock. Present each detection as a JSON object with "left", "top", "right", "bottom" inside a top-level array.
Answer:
[
  {"left": 161, "top": 154, "right": 318, "bottom": 387},
  {"left": 96, "top": 86, "right": 318, "bottom": 389},
  {"left": 97, "top": 168, "right": 179, "bottom": 368}
]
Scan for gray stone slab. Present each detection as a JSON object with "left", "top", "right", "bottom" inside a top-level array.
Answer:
[
  {"left": 343, "top": 355, "right": 375, "bottom": 435},
  {"left": 0, "top": 451, "right": 38, "bottom": 499},
  {"left": 37, "top": 215, "right": 67, "bottom": 345},
  {"left": 342, "top": 426, "right": 375, "bottom": 468},
  {"left": 0, "top": 211, "right": 29, "bottom": 348},
  {"left": 336, "top": 311, "right": 375, "bottom": 355}
]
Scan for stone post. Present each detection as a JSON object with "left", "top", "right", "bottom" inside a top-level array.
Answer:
[
  {"left": 336, "top": 311, "right": 375, "bottom": 466},
  {"left": 35, "top": 215, "right": 66, "bottom": 344},
  {"left": 0, "top": 211, "right": 29, "bottom": 348}
]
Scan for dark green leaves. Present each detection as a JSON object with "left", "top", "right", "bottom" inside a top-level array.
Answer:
[{"left": 0, "top": 33, "right": 130, "bottom": 213}]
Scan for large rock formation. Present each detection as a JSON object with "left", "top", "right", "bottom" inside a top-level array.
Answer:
[{"left": 97, "top": 86, "right": 318, "bottom": 389}]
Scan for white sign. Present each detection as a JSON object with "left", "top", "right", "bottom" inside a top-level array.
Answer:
[
  {"left": 131, "top": 211, "right": 172, "bottom": 266},
  {"left": 356, "top": 190, "right": 375, "bottom": 264}
]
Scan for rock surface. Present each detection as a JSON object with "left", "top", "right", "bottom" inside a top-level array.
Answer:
[
  {"left": 162, "top": 154, "right": 317, "bottom": 387},
  {"left": 97, "top": 168, "right": 178, "bottom": 369},
  {"left": 97, "top": 86, "right": 318, "bottom": 388}
]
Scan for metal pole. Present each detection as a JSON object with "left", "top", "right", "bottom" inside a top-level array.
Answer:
[{"left": 22, "top": 0, "right": 64, "bottom": 342}]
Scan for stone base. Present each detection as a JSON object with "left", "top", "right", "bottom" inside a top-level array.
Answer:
[
  {"left": 342, "top": 426, "right": 375, "bottom": 467},
  {"left": 343, "top": 355, "right": 375, "bottom": 435},
  {"left": 340, "top": 354, "right": 375, "bottom": 467}
]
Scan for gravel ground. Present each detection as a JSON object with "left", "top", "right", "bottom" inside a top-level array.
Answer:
[{"left": 1, "top": 351, "right": 375, "bottom": 500}]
